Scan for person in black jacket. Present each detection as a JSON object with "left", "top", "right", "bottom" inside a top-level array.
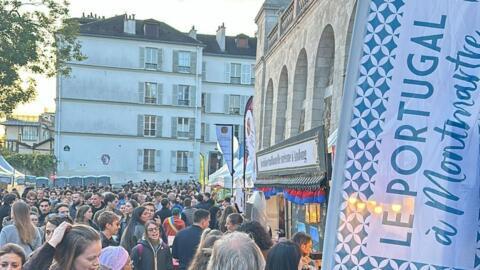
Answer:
[
  {"left": 153, "top": 198, "right": 171, "bottom": 224},
  {"left": 172, "top": 209, "right": 210, "bottom": 270},
  {"left": 0, "top": 193, "right": 16, "bottom": 232},
  {"left": 131, "top": 220, "right": 173, "bottom": 270}
]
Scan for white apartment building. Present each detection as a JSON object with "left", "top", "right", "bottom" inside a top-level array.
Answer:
[{"left": 55, "top": 14, "right": 256, "bottom": 183}]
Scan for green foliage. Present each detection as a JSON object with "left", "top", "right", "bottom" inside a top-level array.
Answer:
[
  {"left": 1, "top": 149, "right": 55, "bottom": 176},
  {"left": 0, "top": 0, "right": 85, "bottom": 116}
]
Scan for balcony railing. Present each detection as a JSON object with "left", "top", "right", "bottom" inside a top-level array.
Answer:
[{"left": 268, "top": 0, "right": 316, "bottom": 50}]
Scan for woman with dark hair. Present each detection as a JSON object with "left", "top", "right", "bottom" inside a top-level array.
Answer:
[
  {"left": 75, "top": 205, "right": 98, "bottom": 230},
  {"left": 131, "top": 220, "right": 173, "bottom": 270},
  {"left": 120, "top": 206, "right": 149, "bottom": 254},
  {"left": 265, "top": 240, "right": 302, "bottom": 270},
  {"left": 0, "top": 201, "right": 42, "bottom": 256},
  {"left": 0, "top": 243, "right": 26, "bottom": 270},
  {"left": 237, "top": 221, "right": 273, "bottom": 259},
  {"left": 118, "top": 200, "right": 138, "bottom": 241},
  {"left": 23, "top": 222, "right": 109, "bottom": 270},
  {"left": 218, "top": 206, "right": 237, "bottom": 233}
]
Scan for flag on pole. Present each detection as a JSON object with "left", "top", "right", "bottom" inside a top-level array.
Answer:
[
  {"left": 215, "top": 124, "right": 235, "bottom": 175},
  {"left": 244, "top": 96, "right": 256, "bottom": 186},
  {"left": 323, "top": 1, "right": 480, "bottom": 269}
]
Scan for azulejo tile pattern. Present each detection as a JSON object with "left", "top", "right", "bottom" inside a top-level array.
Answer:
[{"left": 333, "top": 0, "right": 478, "bottom": 269}]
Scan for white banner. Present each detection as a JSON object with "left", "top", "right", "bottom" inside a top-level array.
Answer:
[
  {"left": 365, "top": 2, "right": 480, "bottom": 268},
  {"left": 257, "top": 139, "right": 318, "bottom": 172},
  {"left": 216, "top": 124, "right": 234, "bottom": 175},
  {"left": 244, "top": 96, "right": 257, "bottom": 185},
  {"left": 323, "top": 1, "right": 480, "bottom": 269}
]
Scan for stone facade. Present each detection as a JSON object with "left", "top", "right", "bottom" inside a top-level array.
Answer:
[{"left": 254, "top": 0, "right": 357, "bottom": 150}]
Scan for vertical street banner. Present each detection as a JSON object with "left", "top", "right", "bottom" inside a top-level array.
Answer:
[
  {"left": 216, "top": 124, "right": 235, "bottom": 175},
  {"left": 323, "top": 1, "right": 480, "bottom": 270},
  {"left": 244, "top": 96, "right": 256, "bottom": 187},
  {"left": 199, "top": 154, "right": 205, "bottom": 191}
]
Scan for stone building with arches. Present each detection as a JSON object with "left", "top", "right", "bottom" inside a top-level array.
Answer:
[{"left": 253, "top": 0, "right": 357, "bottom": 251}]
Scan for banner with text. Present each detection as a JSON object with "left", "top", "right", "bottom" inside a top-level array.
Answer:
[
  {"left": 257, "top": 139, "right": 318, "bottom": 173},
  {"left": 324, "top": 1, "right": 480, "bottom": 269},
  {"left": 216, "top": 124, "right": 234, "bottom": 175}
]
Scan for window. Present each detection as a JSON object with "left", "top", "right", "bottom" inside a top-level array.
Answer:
[
  {"left": 143, "top": 149, "right": 155, "bottom": 171},
  {"left": 177, "top": 151, "right": 189, "bottom": 173},
  {"left": 177, "top": 85, "right": 190, "bottom": 106},
  {"left": 22, "top": 126, "right": 38, "bottom": 141},
  {"left": 144, "top": 115, "right": 156, "bottom": 136},
  {"left": 177, "top": 118, "right": 189, "bottom": 138},
  {"left": 145, "top": 47, "right": 158, "bottom": 69},
  {"left": 230, "top": 63, "right": 241, "bottom": 84},
  {"left": 177, "top": 51, "right": 191, "bottom": 73},
  {"left": 145, "top": 82, "right": 157, "bottom": 104},
  {"left": 229, "top": 95, "right": 241, "bottom": 115},
  {"left": 233, "top": 125, "right": 240, "bottom": 140},
  {"left": 201, "top": 93, "right": 206, "bottom": 110}
]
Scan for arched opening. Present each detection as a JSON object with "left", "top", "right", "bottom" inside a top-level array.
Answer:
[
  {"left": 343, "top": 1, "right": 357, "bottom": 85},
  {"left": 290, "top": 49, "right": 308, "bottom": 137},
  {"left": 312, "top": 25, "right": 335, "bottom": 133},
  {"left": 275, "top": 66, "right": 288, "bottom": 143},
  {"left": 262, "top": 79, "right": 274, "bottom": 148}
]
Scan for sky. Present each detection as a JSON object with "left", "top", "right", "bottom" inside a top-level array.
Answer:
[{"left": 14, "top": 0, "right": 264, "bottom": 116}]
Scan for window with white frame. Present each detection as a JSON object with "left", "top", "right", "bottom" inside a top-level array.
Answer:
[
  {"left": 177, "top": 51, "right": 191, "bottom": 73},
  {"left": 177, "top": 118, "right": 189, "bottom": 138},
  {"left": 229, "top": 95, "right": 241, "bottom": 115},
  {"left": 176, "top": 151, "right": 189, "bottom": 173},
  {"left": 145, "top": 82, "right": 157, "bottom": 104},
  {"left": 144, "top": 115, "right": 156, "bottom": 136},
  {"left": 145, "top": 47, "right": 158, "bottom": 69},
  {"left": 177, "top": 85, "right": 190, "bottom": 106},
  {"left": 143, "top": 149, "right": 155, "bottom": 171},
  {"left": 230, "top": 63, "right": 241, "bottom": 84},
  {"left": 21, "top": 126, "right": 38, "bottom": 141}
]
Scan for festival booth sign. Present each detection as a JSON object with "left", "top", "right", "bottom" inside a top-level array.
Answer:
[
  {"left": 255, "top": 126, "right": 328, "bottom": 252},
  {"left": 322, "top": 1, "right": 480, "bottom": 269}
]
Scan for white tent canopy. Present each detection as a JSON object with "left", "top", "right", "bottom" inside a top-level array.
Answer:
[
  {"left": 208, "top": 157, "right": 254, "bottom": 189},
  {"left": 0, "top": 155, "right": 25, "bottom": 179}
]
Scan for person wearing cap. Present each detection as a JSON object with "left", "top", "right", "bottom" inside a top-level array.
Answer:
[{"left": 100, "top": 246, "right": 132, "bottom": 270}]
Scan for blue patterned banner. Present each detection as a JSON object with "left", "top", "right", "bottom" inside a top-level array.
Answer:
[{"left": 323, "top": 0, "right": 480, "bottom": 269}]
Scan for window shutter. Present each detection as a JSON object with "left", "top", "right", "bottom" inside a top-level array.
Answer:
[
  {"left": 202, "top": 61, "right": 206, "bottom": 80},
  {"left": 251, "top": 64, "right": 255, "bottom": 83},
  {"left": 155, "top": 150, "right": 162, "bottom": 172},
  {"left": 157, "top": 48, "right": 163, "bottom": 71},
  {"left": 138, "top": 82, "right": 145, "bottom": 103},
  {"left": 205, "top": 124, "right": 210, "bottom": 142},
  {"left": 205, "top": 93, "right": 212, "bottom": 113},
  {"left": 240, "top": 95, "right": 248, "bottom": 115},
  {"left": 224, "top": 62, "right": 231, "bottom": 83},
  {"left": 241, "top": 64, "right": 250, "bottom": 84},
  {"left": 137, "top": 149, "right": 144, "bottom": 171},
  {"left": 157, "top": 84, "right": 163, "bottom": 105},
  {"left": 240, "top": 125, "right": 244, "bottom": 143},
  {"left": 172, "top": 50, "right": 178, "bottom": 72},
  {"left": 190, "top": 52, "right": 197, "bottom": 74},
  {"left": 224, "top": 95, "right": 230, "bottom": 114},
  {"left": 137, "top": 115, "right": 144, "bottom": 136},
  {"left": 156, "top": 116, "right": 163, "bottom": 137},
  {"left": 189, "top": 118, "right": 196, "bottom": 139},
  {"left": 171, "top": 151, "right": 177, "bottom": 172},
  {"left": 190, "top": 86, "right": 196, "bottom": 107},
  {"left": 139, "top": 47, "right": 145, "bottom": 68},
  {"left": 173, "top": 85, "right": 179, "bottom": 105},
  {"left": 188, "top": 152, "right": 194, "bottom": 173},
  {"left": 171, "top": 117, "right": 177, "bottom": 138}
]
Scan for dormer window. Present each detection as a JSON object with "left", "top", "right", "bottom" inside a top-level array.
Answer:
[
  {"left": 144, "top": 23, "right": 159, "bottom": 37},
  {"left": 235, "top": 35, "right": 249, "bottom": 49}
]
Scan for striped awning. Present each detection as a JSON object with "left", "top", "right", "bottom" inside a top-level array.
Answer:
[{"left": 254, "top": 172, "right": 326, "bottom": 190}]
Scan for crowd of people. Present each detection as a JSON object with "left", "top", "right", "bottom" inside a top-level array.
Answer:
[{"left": 0, "top": 180, "right": 320, "bottom": 270}]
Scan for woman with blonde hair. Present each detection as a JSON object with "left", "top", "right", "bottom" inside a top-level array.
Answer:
[{"left": 0, "top": 201, "right": 42, "bottom": 256}]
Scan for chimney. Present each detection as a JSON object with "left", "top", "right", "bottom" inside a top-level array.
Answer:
[
  {"left": 188, "top": 25, "right": 197, "bottom": 39},
  {"left": 123, "top": 13, "right": 136, "bottom": 35},
  {"left": 216, "top": 23, "right": 226, "bottom": 52}
]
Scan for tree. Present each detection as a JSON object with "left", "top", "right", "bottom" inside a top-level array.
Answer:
[
  {"left": 0, "top": 0, "right": 85, "bottom": 116},
  {"left": 1, "top": 148, "right": 55, "bottom": 176}
]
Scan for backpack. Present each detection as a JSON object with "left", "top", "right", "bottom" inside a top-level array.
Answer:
[{"left": 136, "top": 243, "right": 144, "bottom": 262}]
